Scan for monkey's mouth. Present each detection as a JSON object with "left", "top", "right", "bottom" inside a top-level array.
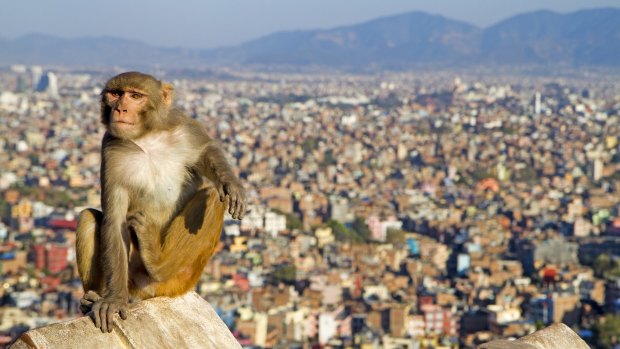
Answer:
[{"left": 112, "top": 121, "right": 135, "bottom": 126}]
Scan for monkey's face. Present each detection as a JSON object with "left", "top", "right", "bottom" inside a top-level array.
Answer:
[
  {"left": 101, "top": 72, "right": 173, "bottom": 140},
  {"left": 104, "top": 88, "right": 148, "bottom": 139}
]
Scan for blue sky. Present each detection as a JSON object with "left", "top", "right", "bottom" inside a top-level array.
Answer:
[{"left": 1, "top": 0, "right": 618, "bottom": 49}]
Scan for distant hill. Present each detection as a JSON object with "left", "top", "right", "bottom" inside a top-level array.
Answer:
[
  {"left": 1, "top": 8, "right": 619, "bottom": 69},
  {"left": 203, "top": 12, "right": 481, "bottom": 68},
  {"left": 0, "top": 33, "right": 202, "bottom": 68},
  {"left": 481, "top": 8, "right": 620, "bottom": 66}
]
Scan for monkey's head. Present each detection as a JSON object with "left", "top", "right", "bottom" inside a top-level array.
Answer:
[{"left": 101, "top": 72, "right": 174, "bottom": 140}]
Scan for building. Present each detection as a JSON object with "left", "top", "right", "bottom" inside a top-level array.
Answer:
[
  {"left": 383, "top": 335, "right": 421, "bottom": 349},
  {"left": 529, "top": 293, "right": 580, "bottom": 325},
  {"left": 30, "top": 243, "right": 69, "bottom": 273},
  {"left": 329, "top": 196, "right": 353, "bottom": 223},
  {"left": 487, "top": 305, "right": 521, "bottom": 326},
  {"left": 318, "top": 307, "right": 351, "bottom": 345},
  {"left": 36, "top": 72, "right": 59, "bottom": 96},
  {"left": 241, "top": 205, "right": 265, "bottom": 232},
  {"left": 519, "top": 237, "right": 578, "bottom": 275},
  {"left": 367, "top": 216, "right": 403, "bottom": 242},
  {"left": 31, "top": 66, "right": 42, "bottom": 92},
  {"left": 224, "top": 221, "right": 241, "bottom": 236},
  {"left": 420, "top": 304, "right": 459, "bottom": 336},
  {"left": 0, "top": 250, "right": 27, "bottom": 274},
  {"left": 265, "top": 211, "right": 286, "bottom": 237},
  {"left": 315, "top": 227, "right": 335, "bottom": 248}
]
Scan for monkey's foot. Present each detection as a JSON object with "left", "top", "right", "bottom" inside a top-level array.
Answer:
[{"left": 79, "top": 290, "right": 102, "bottom": 315}]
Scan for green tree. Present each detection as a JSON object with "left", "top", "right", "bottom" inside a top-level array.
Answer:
[
  {"left": 0, "top": 197, "right": 8, "bottom": 221},
  {"left": 321, "top": 150, "right": 337, "bottom": 167},
  {"left": 515, "top": 166, "right": 539, "bottom": 184},
  {"left": 592, "top": 254, "right": 620, "bottom": 278},
  {"left": 386, "top": 229, "right": 406, "bottom": 245},
  {"left": 350, "top": 217, "right": 371, "bottom": 242},
  {"left": 273, "top": 264, "right": 296, "bottom": 284},
  {"left": 593, "top": 314, "right": 620, "bottom": 349},
  {"left": 327, "top": 219, "right": 363, "bottom": 243},
  {"left": 301, "top": 137, "right": 318, "bottom": 153},
  {"left": 534, "top": 320, "right": 546, "bottom": 331},
  {"left": 471, "top": 168, "right": 491, "bottom": 182},
  {"left": 285, "top": 213, "right": 303, "bottom": 231},
  {"left": 44, "top": 188, "right": 73, "bottom": 207},
  {"left": 593, "top": 254, "right": 613, "bottom": 278}
]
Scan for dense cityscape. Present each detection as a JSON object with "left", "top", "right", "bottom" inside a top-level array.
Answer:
[{"left": 1, "top": 65, "right": 620, "bottom": 348}]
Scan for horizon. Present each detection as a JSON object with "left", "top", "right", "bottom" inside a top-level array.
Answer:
[{"left": 1, "top": 1, "right": 619, "bottom": 49}]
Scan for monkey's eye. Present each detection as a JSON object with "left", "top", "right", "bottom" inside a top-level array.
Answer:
[
  {"left": 130, "top": 92, "right": 145, "bottom": 100},
  {"left": 106, "top": 90, "right": 121, "bottom": 101}
]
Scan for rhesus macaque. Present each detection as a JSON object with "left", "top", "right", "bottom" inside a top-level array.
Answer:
[{"left": 76, "top": 72, "right": 245, "bottom": 332}]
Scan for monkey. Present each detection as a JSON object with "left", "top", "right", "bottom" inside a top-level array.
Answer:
[{"left": 75, "top": 72, "right": 245, "bottom": 333}]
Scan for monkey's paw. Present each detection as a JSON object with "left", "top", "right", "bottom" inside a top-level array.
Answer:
[
  {"left": 90, "top": 296, "right": 129, "bottom": 333},
  {"left": 217, "top": 181, "right": 246, "bottom": 220}
]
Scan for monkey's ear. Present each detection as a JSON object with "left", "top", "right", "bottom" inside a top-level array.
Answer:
[{"left": 161, "top": 83, "right": 174, "bottom": 107}]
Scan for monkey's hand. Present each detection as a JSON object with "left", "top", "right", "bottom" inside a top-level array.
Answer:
[
  {"left": 90, "top": 295, "right": 129, "bottom": 333},
  {"left": 215, "top": 178, "right": 246, "bottom": 220}
]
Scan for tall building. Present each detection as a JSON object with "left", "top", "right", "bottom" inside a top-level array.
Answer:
[
  {"left": 36, "top": 72, "right": 59, "bottom": 96},
  {"left": 533, "top": 92, "right": 542, "bottom": 115},
  {"left": 31, "top": 66, "right": 42, "bottom": 92}
]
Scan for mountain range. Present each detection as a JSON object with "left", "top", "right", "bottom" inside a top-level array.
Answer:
[{"left": 1, "top": 8, "right": 619, "bottom": 70}]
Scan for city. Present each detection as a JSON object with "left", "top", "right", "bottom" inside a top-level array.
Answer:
[{"left": 1, "top": 65, "right": 620, "bottom": 348}]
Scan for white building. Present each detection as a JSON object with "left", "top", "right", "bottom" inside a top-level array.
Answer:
[
  {"left": 240, "top": 205, "right": 265, "bottom": 231},
  {"left": 31, "top": 65, "right": 42, "bottom": 92},
  {"left": 223, "top": 221, "right": 241, "bottom": 236},
  {"left": 265, "top": 211, "right": 286, "bottom": 237},
  {"left": 318, "top": 313, "right": 337, "bottom": 345},
  {"left": 488, "top": 305, "right": 522, "bottom": 325}
]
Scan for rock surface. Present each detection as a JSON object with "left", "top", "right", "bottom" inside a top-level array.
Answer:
[
  {"left": 478, "top": 323, "right": 589, "bottom": 349},
  {"left": 9, "top": 292, "right": 241, "bottom": 349}
]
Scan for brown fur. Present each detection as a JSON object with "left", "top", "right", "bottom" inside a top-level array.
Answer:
[{"left": 77, "top": 72, "right": 245, "bottom": 332}]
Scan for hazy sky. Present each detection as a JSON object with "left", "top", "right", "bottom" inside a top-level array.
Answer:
[{"left": 1, "top": 0, "right": 618, "bottom": 49}]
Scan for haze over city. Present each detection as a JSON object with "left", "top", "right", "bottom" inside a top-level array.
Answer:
[{"left": 0, "top": 0, "right": 619, "bottom": 48}]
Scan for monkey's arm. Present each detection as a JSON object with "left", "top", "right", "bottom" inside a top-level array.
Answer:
[
  {"left": 91, "top": 153, "right": 130, "bottom": 333},
  {"left": 196, "top": 135, "right": 246, "bottom": 220}
]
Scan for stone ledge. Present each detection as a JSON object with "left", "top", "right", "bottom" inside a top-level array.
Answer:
[
  {"left": 9, "top": 292, "right": 241, "bottom": 349},
  {"left": 478, "top": 323, "right": 589, "bottom": 349}
]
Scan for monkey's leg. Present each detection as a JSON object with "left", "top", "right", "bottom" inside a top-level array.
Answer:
[
  {"left": 133, "top": 188, "right": 225, "bottom": 298},
  {"left": 76, "top": 208, "right": 105, "bottom": 313}
]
